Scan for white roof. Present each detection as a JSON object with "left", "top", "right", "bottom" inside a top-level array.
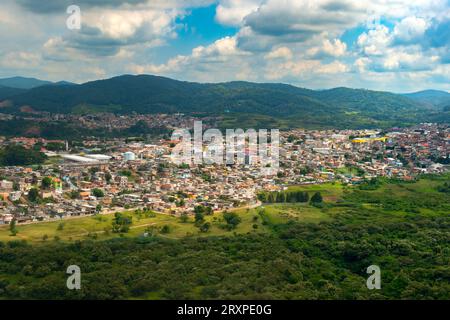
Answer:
[
  {"left": 61, "top": 155, "right": 100, "bottom": 163},
  {"left": 84, "top": 154, "right": 112, "bottom": 160}
]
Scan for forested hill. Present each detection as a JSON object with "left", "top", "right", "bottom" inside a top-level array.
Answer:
[
  {"left": 0, "top": 85, "right": 27, "bottom": 100},
  {"left": 404, "top": 90, "right": 450, "bottom": 109},
  {"left": 0, "top": 74, "right": 448, "bottom": 128}
]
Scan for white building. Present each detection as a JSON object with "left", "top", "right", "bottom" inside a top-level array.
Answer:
[
  {"left": 123, "top": 152, "right": 136, "bottom": 161},
  {"left": 84, "top": 154, "right": 112, "bottom": 161},
  {"left": 9, "top": 191, "right": 22, "bottom": 202},
  {"left": 0, "top": 180, "right": 13, "bottom": 191},
  {"left": 61, "top": 154, "right": 100, "bottom": 163}
]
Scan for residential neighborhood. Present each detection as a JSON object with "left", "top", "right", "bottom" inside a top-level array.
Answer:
[{"left": 0, "top": 122, "right": 448, "bottom": 225}]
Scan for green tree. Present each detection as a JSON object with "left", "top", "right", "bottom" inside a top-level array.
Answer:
[
  {"left": 112, "top": 212, "right": 132, "bottom": 233},
  {"left": 194, "top": 212, "right": 205, "bottom": 225},
  {"left": 160, "top": 225, "right": 171, "bottom": 234},
  {"left": 69, "top": 190, "right": 80, "bottom": 199},
  {"left": 105, "top": 172, "right": 112, "bottom": 183},
  {"left": 223, "top": 212, "right": 241, "bottom": 230},
  {"left": 9, "top": 219, "right": 18, "bottom": 236},
  {"left": 92, "top": 188, "right": 105, "bottom": 198},
  {"left": 205, "top": 206, "right": 213, "bottom": 215},
  {"left": 194, "top": 205, "right": 205, "bottom": 214},
  {"left": 310, "top": 192, "right": 323, "bottom": 204},
  {"left": 45, "top": 142, "right": 65, "bottom": 151},
  {"left": 199, "top": 222, "right": 211, "bottom": 233},
  {"left": 0, "top": 145, "right": 47, "bottom": 166},
  {"left": 180, "top": 213, "right": 189, "bottom": 223},
  {"left": 28, "top": 188, "right": 39, "bottom": 202},
  {"left": 41, "top": 177, "right": 52, "bottom": 190}
]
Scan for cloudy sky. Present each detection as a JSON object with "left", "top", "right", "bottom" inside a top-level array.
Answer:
[{"left": 0, "top": 0, "right": 449, "bottom": 92}]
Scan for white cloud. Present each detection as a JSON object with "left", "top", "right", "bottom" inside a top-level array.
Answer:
[
  {"left": 357, "top": 25, "right": 392, "bottom": 56},
  {"left": 192, "top": 36, "right": 244, "bottom": 58},
  {"left": 0, "top": 11, "right": 15, "bottom": 24},
  {"left": 264, "top": 47, "right": 293, "bottom": 60},
  {"left": 128, "top": 36, "right": 254, "bottom": 82},
  {"left": 216, "top": 0, "right": 262, "bottom": 26},
  {"left": 355, "top": 57, "right": 371, "bottom": 73},
  {"left": 307, "top": 38, "right": 347, "bottom": 57},
  {"left": 0, "top": 0, "right": 449, "bottom": 91},
  {"left": 0, "top": 51, "right": 41, "bottom": 69},
  {"left": 317, "top": 60, "right": 349, "bottom": 74},
  {"left": 322, "top": 39, "right": 347, "bottom": 56},
  {"left": 382, "top": 48, "right": 439, "bottom": 71},
  {"left": 86, "top": 8, "right": 177, "bottom": 40},
  {"left": 393, "top": 16, "right": 429, "bottom": 43}
]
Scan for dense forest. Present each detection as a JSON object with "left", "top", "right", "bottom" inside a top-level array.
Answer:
[
  {"left": 0, "top": 145, "right": 47, "bottom": 166},
  {"left": 0, "top": 119, "right": 170, "bottom": 140},
  {"left": 0, "top": 211, "right": 448, "bottom": 299}
]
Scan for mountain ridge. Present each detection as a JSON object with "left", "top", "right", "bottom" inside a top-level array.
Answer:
[
  {"left": 0, "top": 76, "right": 76, "bottom": 90},
  {"left": 403, "top": 90, "right": 450, "bottom": 108},
  {"left": 0, "top": 74, "right": 448, "bottom": 128},
  {"left": 0, "top": 76, "right": 53, "bottom": 89}
]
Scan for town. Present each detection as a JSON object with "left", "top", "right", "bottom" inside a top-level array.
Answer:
[{"left": 0, "top": 122, "right": 448, "bottom": 225}]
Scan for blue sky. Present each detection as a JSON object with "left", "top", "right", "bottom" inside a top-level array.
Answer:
[{"left": 0, "top": 0, "right": 449, "bottom": 92}]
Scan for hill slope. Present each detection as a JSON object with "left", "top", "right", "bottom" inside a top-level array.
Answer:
[
  {"left": 1, "top": 74, "right": 448, "bottom": 128},
  {"left": 0, "top": 85, "right": 27, "bottom": 100},
  {"left": 0, "top": 76, "right": 53, "bottom": 89},
  {"left": 404, "top": 90, "right": 450, "bottom": 108}
]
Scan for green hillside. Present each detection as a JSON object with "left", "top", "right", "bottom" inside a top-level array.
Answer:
[
  {"left": 404, "top": 90, "right": 450, "bottom": 108},
  {"left": 0, "top": 86, "right": 27, "bottom": 100},
  {"left": 0, "top": 76, "right": 52, "bottom": 89},
  {"left": 1, "top": 75, "right": 448, "bottom": 129}
]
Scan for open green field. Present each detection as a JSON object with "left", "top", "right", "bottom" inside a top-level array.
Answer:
[
  {"left": 0, "top": 202, "right": 332, "bottom": 243},
  {"left": 260, "top": 203, "right": 332, "bottom": 224},
  {"left": 287, "top": 182, "right": 346, "bottom": 202}
]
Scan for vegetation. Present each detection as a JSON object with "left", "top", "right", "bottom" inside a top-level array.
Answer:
[
  {"left": 0, "top": 119, "right": 170, "bottom": 141},
  {"left": 437, "top": 182, "right": 450, "bottom": 193},
  {"left": 258, "top": 190, "right": 309, "bottom": 203},
  {"left": 310, "top": 192, "right": 323, "bottom": 204},
  {"left": 2, "top": 75, "right": 448, "bottom": 131},
  {"left": 27, "top": 188, "right": 40, "bottom": 203},
  {"left": 92, "top": 189, "right": 105, "bottom": 198},
  {"left": 41, "top": 177, "right": 52, "bottom": 189},
  {"left": 9, "top": 220, "right": 17, "bottom": 236},
  {"left": 45, "top": 142, "right": 66, "bottom": 151},
  {"left": 111, "top": 212, "right": 132, "bottom": 233},
  {"left": 0, "top": 175, "right": 448, "bottom": 299},
  {"left": 222, "top": 212, "right": 242, "bottom": 230},
  {"left": 0, "top": 145, "right": 47, "bottom": 167}
]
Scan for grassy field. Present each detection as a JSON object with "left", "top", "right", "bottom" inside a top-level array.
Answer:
[
  {"left": 1, "top": 174, "right": 448, "bottom": 244},
  {"left": 287, "top": 182, "right": 345, "bottom": 202},
  {"left": 260, "top": 203, "right": 332, "bottom": 224},
  {"left": 0, "top": 202, "right": 332, "bottom": 243}
]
